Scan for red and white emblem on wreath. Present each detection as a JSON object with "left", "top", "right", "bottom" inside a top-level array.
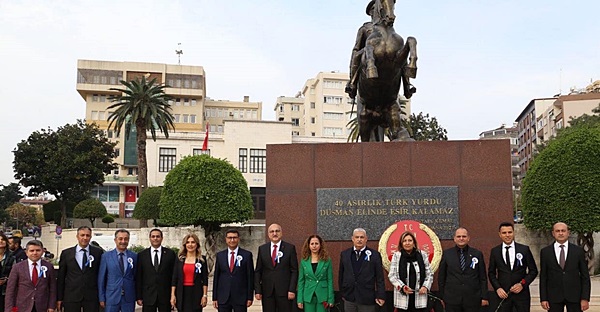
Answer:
[{"left": 378, "top": 220, "right": 442, "bottom": 273}]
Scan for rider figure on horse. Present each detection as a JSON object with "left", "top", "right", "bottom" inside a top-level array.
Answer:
[{"left": 345, "top": 0, "right": 376, "bottom": 100}]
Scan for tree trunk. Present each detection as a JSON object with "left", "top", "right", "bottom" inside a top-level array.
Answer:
[
  {"left": 136, "top": 122, "right": 148, "bottom": 228},
  {"left": 203, "top": 226, "right": 220, "bottom": 276},
  {"left": 577, "top": 232, "right": 595, "bottom": 274},
  {"left": 60, "top": 199, "right": 67, "bottom": 228}
]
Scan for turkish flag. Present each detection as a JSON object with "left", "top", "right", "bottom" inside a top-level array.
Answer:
[{"left": 202, "top": 122, "right": 209, "bottom": 150}]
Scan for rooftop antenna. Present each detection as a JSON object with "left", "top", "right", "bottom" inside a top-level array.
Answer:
[{"left": 175, "top": 43, "right": 183, "bottom": 65}]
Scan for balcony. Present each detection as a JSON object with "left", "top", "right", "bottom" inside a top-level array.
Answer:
[{"left": 104, "top": 175, "right": 138, "bottom": 184}]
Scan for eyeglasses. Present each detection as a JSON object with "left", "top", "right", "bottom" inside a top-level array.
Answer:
[
  {"left": 226, "top": 236, "right": 239, "bottom": 240},
  {"left": 269, "top": 229, "right": 281, "bottom": 233}
]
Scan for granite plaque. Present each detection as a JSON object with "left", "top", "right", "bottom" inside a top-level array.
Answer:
[{"left": 316, "top": 186, "right": 459, "bottom": 240}]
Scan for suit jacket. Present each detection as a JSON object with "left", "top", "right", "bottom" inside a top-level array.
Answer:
[
  {"left": 135, "top": 246, "right": 176, "bottom": 306},
  {"left": 213, "top": 249, "right": 254, "bottom": 305},
  {"left": 297, "top": 258, "right": 334, "bottom": 305},
  {"left": 338, "top": 247, "right": 386, "bottom": 305},
  {"left": 172, "top": 256, "right": 208, "bottom": 312},
  {"left": 488, "top": 242, "right": 537, "bottom": 301},
  {"left": 98, "top": 249, "right": 137, "bottom": 305},
  {"left": 57, "top": 245, "right": 104, "bottom": 303},
  {"left": 438, "top": 246, "right": 488, "bottom": 305},
  {"left": 388, "top": 250, "right": 433, "bottom": 310},
  {"left": 12, "top": 248, "right": 26, "bottom": 263},
  {"left": 539, "top": 243, "right": 591, "bottom": 303},
  {"left": 4, "top": 259, "right": 57, "bottom": 312},
  {"left": 254, "top": 240, "right": 298, "bottom": 297}
]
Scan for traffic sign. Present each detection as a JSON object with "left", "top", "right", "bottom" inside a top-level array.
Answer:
[
  {"left": 55, "top": 226, "right": 62, "bottom": 235},
  {"left": 55, "top": 234, "right": 62, "bottom": 240}
]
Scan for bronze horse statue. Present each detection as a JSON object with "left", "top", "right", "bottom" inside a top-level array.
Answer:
[{"left": 354, "top": 0, "right": 417, "bottom": 142}]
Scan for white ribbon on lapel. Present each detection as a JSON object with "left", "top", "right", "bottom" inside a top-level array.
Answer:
[
  {"left": 236, "top": 255, "right": 243, "bottom": 266},
  {"left": 515, "top": 253, "right": 523, "bottom": 266},
  {"left": 470, "top": 257, "right": 478, "bottom": 269},
  {"left": 195, "top": 262, "right": 202, "bottom": 273},
  {"left": 127, "top": 257, "right": 134, "bottom": 269},
  {"left": 276, "top": 251, "right": 283, "bottom": 263},
  {"left": 365, "top": 250, "right": 372, "bottom": 261},
  {"left": 88, "top": 255, "right": 94, "bottom": 267},
  {"left": 40, "top": 266, "right": 48, "bottom": 278}
]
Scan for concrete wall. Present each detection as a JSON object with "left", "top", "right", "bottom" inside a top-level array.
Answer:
[{"left": 37, "top": 224, "right": 267, "bottom": 264}]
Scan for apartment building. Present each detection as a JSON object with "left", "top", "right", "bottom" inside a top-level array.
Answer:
[{"left": 479, "top": 124, "right": 520, "bottom": 197}]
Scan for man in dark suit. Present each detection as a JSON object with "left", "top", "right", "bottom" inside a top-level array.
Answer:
[
  {"left": 338, "top": 228, "right": 385, "bottom": 312},
  {"left": 438, "top": 227, "right": 488, "bottom": 312},
  {"left": 539, "top": 222, "right": 591, "bottom": 312},
  {"left": 7, "top": 237, "right": 26, "bottom": 263},
  {"left": 254, "top": 223, "right": 298, "bottom": 312},
  {"left": 98, "top": 229, "right": 137, "bottom": 312},
  {"left": 488, "top": 222, "right": 538, "bottom": 312},
  {"left": 4, "top": 240, "right": 57, "bottom": 312},
  {"left": 135, "top": 229, "right": 176, "bottom": 312},
  {"left": 213, "top": 229, "right": 254, "bottom": 312},
  {"left": 57, "top": 226, "right": 104, "bottom": 312}
]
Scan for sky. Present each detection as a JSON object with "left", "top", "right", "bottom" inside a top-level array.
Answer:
[{"left": 1, "top": 0, "right": 599, "bottom": 186}]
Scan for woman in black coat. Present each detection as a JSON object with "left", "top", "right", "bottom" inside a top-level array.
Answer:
[{"left": 171, "top": 234, "right": 208, "bottom": 312}]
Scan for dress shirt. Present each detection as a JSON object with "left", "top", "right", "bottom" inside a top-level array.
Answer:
[
  {"left": 152, "top": 246, "right": 162, "bottom": 267},
  {"left": 554, "top": 241, "right": 569, "bottom": 263},
  {"left": 229, "top": 247, "right": 239, "bottom": 261},
  {"left": 76, "top": 245, "right": 90, "bottom": 268},
  {"left": 27, "top": 259, "right": 41, "bottom": 280},
  {"left": 502, "top": 242, "right": 515, "bottom": 267}
]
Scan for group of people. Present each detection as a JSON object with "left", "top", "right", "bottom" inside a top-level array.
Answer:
[{"left": 0, "top": 221, "right": 592, "bottom": 312}]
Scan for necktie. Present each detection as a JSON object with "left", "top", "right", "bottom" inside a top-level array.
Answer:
[
  {"left": 355, "top": 250, "right": 361, "bottom": 261},
  {"left": 559, "top": 245, "right": 566, "bottom": 269},
  {"left": 82, "top": 249, "right": 88, "bottom": 270},
  {"left": 459, "top": 248, "right": 466, "bottom": 271},
  {"left": 271, "top": 244, "right": 278, "bottom": 266},
  {"left": 32, "top": 262, "right": 38, "bottom": 285},
  {"left": 505, "top": 246, "right": 511, "bottom": 267},
  {"left": 154, "top": 250, "right": 160, "bottom": 272},
  {"left": 119, "top": 252, "right": 125, "bottom": 274},
  {"left": 229, "top": 251, "right": 235, "bottom": 272}
]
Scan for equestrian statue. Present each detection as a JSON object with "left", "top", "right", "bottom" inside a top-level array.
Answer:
[{"left": 345, "top": 0, "right": 418, "bottom": 142}]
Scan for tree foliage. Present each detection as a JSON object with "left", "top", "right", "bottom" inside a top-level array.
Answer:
[
  {"left": 43, "top": 200, "right": 76, "bottom": 223},
  {"left": 133, "top": 186, "right": 162, "bottom": 225},
  {"left": 13, "top": 120, "right": 116, "bottom": 227},
  {"left": 107, "top": 77, "right": 174, "bottom": 200},
  {"left": 160, "top": 155, "right": 253, "bottom": 271},
  {"left": 0, "top": 183, "right": 23, "bottom": 210},
  {"left": 102, "top": 214, "right": 115, "bottom": 227},
  {"left": 74, "top": 198, "right": 108, "bottom": 227},
  {"left": 522, "top": 123, "right": 600, "bottom": 270},
  {"left": 6, "top": 203, "right": 37, "bottom": 227},
  {"left": 404, "top": 112, "right": 448, "bottom": 141}
]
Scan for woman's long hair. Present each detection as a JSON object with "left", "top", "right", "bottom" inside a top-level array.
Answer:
[
  {"left": 178, "top": 233, "right": 204, "bottom": 262},
  {"left": 301, "top": 234, "right": 329, "bottom": 261}
]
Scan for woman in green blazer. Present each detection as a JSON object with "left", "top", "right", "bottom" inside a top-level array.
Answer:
[{"left": 297, "top": 234, "right": 334, "bottom": 312}]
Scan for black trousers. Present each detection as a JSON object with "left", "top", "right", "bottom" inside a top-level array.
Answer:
[
  {"left": 63, "top": 301, "right": 101, "bottom": 312},
  {"left": 142, "top": 302, "right": 171, "bottom": 312},
  {"left": 262, "top": 295, "right": 292, "bottom": 312},
  {"left": 548, "top": 301, "right": 582, "bottom": 312}
]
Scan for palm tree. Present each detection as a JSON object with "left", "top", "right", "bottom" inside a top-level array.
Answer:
[{"left": 107, "top": 76, "right": 174, "bottom": 202}]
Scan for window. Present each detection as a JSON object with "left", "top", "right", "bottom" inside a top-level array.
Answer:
[
  {"left": 239, "top": 148, "right": 247, "bottom": 173},
  {"left": 252, "top": 111, "right": 257, "bottom": 119},
  {"left": 217, "top": 125, "right": 223, "bottom": 133},
  {"left": 190, "top": 115, "right": 196, "bottom": 124},
  {"left": 311, "top": 132, "right": 316, "bottom": 136},
  {"left": 191, "top": 99, "right": 197, "bottom": 106},
  {"left": 323, "top": 80, "right": 343, "bottom": 89},
  {"left": 91, "top": 111, "right": 98, "bottom": 120},
  {"left": 324, "top": 96, "right": 343, "bottom": 104},
  {"left": 250, "top": 149, "right": 266, "bottom": 173},
  {"left": 159, "top": 148, "right": 176, "bottom": 172},
  {"left": 311, "top": 117, "right": 316, "bottom": 124},
  {"left": 292, "top": 131, "right": 299, "bottom": 136},
  {"left": 323, "top": 112, "right": 344, "bottom": 120},
  {"left": 114, "top": 148, "right": 120, "bottom": 157},
  {"left": 92, "top": 94, "right": 99, "bottom": 102},
  {"left": 193, "top": 149, "right": 210, "bottom": 156},
  {"left": 183, "top": 99, "right": 190, "bottom": 106},
  {"left": 218, "top": 109, "right": 224, "bottom": 118},
  {"left": 292, "top": 104, "right": 300, "bottom": 111},
  {"left": 210, "top": 125, "right": 216, "bottom": 132},
  {"left": 127, "top": 168, "right": 137, "bottom": 176},
  {"left": 279, "top": 105, "right": 284, "bottom": 112},
  {"left": 310, "top": 102, "right": 315, "bottom": 109},
  {"left": 292, "top": 118, "right": 300, "bottom": 126},
  {"left": 240, "top": 111, "right": 245, "bottom": 119},
  {"left": 183, "top": 114, "right": 189, "bottom": 123},
  {"left": 175, "top": 98, "right": 181, "bottom": 106},
  {"left": 98, "top": 111, "right": 105, "bottom": 120},
  {"left": 107, "top": 130, "right": 113, "bottom": 138},
  {"left": 323, "top": 127, "right": 343, "bottom": 137},
  {"left": 174, "top": 114, "right": 180, "bottom": 123}
]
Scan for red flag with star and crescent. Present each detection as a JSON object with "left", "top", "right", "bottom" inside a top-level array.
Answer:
[{"left": 202, "top": 122, "right": 209, "bottom": 150}]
